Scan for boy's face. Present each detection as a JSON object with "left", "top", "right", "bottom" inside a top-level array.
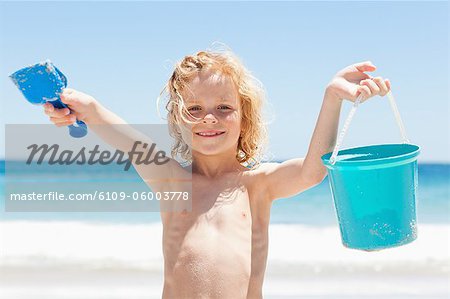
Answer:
[{"left": 179, "top": 70, "right": 242, "bottom": 158}]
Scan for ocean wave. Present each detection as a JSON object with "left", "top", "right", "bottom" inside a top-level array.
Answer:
[{"left": 0, "top": 221, "right": 448, "bottom": 275}]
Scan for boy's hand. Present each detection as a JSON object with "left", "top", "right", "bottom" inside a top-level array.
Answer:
[
  {"left": 326, "top": 61, "right": 391, "bottom": 103},
  {"left": 43, "top": 88, "right": 98, "bottom": 126}
]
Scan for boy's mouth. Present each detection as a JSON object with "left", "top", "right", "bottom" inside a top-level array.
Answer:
[{"left": 195, "top": 131, "right": 225, "bottom": 137}]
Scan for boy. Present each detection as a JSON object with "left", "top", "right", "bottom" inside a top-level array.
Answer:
[{"left": 44, "top": 50, "right": 390, "bottom": 298}]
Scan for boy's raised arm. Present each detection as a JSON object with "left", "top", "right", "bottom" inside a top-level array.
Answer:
[
  {"left": 43, "top": 88, "right": 187, "bottom": 190},
  {"left": 260, "top": 90, "right": 341, "bottom": 201},
  {"left": 264, "top": 61, "right": 391, "bottom": 201}
]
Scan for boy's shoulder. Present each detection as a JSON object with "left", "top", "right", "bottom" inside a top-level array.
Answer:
[
  {"left": 241, "top": 161, "right": 281, "bottom": 186},
  {"left": 246, "top": 161, "right": 281, "bottom": 175},
  {"left": 240, "top": 162, "right": 283, "bottom": 202},
  {"left": 244, "top": 159, "right": 310, "bottom": 201}
]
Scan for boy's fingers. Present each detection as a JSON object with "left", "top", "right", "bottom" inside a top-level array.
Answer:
[
  {"left": 43, "top": 103, "right": 54, "bottom": 113},
  {"left": 62, "top": 88, "right": 75, "bottom": 95},
  {"left": 55, "top": 120, "right": 76, "bottom": 127},
  {"left": 60, "top": 89, "right": 78, "bottom": 105},
  {"left": 46, "top": 107, "right": 71, "bottom": 117},
  {"left": 354, "top": 61, "right": 377, "bottom": 73},
  {"left": 372, "top": 77, "right": 389, "bottom": 96},
  {"left": 361, "top": 79, "right": 380, "bottom": 95},
  {"left": 359, "top": 85, "right": 372, "bottom": 98},
  {"left": 60, "top": 93, "right": 74, "bottom": 105},
  {"left": 50, "top": 115, "right": 76, "bottom": 124},
  {"left": 385, "top": 79, "right": 391, "bottom": 91}
]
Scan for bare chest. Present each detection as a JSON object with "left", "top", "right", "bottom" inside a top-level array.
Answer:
[{"left": 163, "top": 183, "right": 252, "bottom": 252}]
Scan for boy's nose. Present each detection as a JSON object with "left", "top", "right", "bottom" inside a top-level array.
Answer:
[{"left": 202, "top": 113, "right": 217, "bottom": 124}]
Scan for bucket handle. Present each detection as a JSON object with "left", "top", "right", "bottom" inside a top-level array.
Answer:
[{"left": 329, "top": 90, "right": 410, "bottom": 165}]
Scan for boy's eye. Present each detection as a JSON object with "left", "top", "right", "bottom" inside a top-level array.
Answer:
[
  {"left": 188, "top": 106, "right": 201, "bottom": 112},
  {"left": 188, "top": 105, "right": 231, "bottom": 112}
]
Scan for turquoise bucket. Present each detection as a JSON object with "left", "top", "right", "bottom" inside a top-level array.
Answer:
[{"left": 321, "top": 143, "right": 420, "bottom": 251}]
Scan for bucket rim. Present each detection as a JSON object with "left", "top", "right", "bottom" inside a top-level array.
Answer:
[{"left": 321, "top": 143, "right": 420, "bottom": 169}]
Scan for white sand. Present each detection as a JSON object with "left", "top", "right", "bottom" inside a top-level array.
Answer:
[
  {"left": 1, "top": 222, "right": 448, "bottom": 298},
  {"left": 1, "top": 265, "right": 448, "bottom": 299}
]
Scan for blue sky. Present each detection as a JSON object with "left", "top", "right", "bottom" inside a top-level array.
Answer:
[{"left": 0, "top": 1, "right": 448, "bottom": 162}]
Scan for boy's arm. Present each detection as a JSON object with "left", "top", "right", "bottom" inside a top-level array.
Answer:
[
  {"left": 86, "top": 103, "right": 187, "bottom": 189},
  {"left": 264, "top": 61, "right": 391, "bottom": 201},
  {"left": 262, "top": 89, "right": 341, "bottom": 200},
  {"left": 44, "top": 88, "right": 186, "bottom": 189}
]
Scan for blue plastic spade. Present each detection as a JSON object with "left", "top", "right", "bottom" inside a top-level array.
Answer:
[{"left": 9, "top": 60, "right": 88, "bottom": 138}]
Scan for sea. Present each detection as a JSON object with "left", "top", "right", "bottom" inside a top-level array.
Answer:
[{"left": 0, "top": 161, "right": 449, "bottom": 298}]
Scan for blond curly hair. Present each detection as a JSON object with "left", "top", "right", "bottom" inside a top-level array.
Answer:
[{"left": 158, "top": 49, "right": 268, "bottom": 168}]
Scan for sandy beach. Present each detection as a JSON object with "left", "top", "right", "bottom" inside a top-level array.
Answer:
[
  {"left": 1, "top": 265, "right": 449, "bottom": 299},
  {"left": 1, "top": 221, "right": 448, "bottom": 299}
]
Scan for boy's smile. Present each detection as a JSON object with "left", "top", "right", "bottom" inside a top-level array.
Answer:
[{"left": 195, "top": 130, "right": 226, "bottom": 137}]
